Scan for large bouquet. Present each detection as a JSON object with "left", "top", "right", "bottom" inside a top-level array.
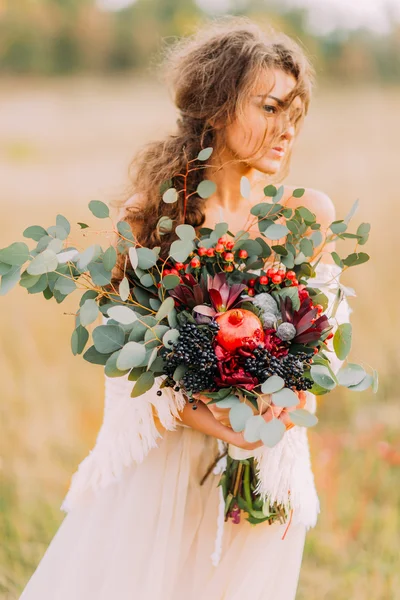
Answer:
[{"left": 0, "top": 148, "right": 377, "bottom": 533}]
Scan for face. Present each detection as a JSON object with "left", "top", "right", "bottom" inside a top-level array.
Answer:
[{"left": 221, "top": 68, "right": 303, "bottom": 175}]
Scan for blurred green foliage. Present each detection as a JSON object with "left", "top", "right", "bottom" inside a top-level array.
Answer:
[{"left": 0, "top": 0, "right": 399, "bottom": 82}]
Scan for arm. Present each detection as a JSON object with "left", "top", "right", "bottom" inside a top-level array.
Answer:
[{"left": 177, "top": 399, "right": 265, "bottom": 450}]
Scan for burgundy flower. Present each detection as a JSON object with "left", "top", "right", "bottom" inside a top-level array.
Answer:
[{"left": 263, "top": 328, "right": 289, "bottom": 358}]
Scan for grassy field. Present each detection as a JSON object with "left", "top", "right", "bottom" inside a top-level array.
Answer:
[{"left": 0, "top": 75, "right": 399, "bottom": 599}]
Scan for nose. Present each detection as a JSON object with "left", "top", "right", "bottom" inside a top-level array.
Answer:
[{"left": 280, "top": 114, "right": 295, "bottom": 142}]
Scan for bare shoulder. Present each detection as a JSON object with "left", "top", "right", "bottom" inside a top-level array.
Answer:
[{"left": 283, "top": 185, "right": 336, "bottom": 226}]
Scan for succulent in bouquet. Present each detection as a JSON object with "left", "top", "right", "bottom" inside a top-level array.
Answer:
[{"left": 0, "top": 147, "right": 378, "bottom": 529}]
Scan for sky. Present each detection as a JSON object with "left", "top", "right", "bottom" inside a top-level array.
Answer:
[{"left": 97, "top": 0, "right": 400, "bottom": 35}]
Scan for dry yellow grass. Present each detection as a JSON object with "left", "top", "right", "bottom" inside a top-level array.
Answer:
[{"left": 0, "top": 75, "right": 399, "bottom": 599}]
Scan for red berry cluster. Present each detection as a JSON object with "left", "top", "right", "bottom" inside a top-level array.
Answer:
[
  {"left": 245, "top": 268, "right": 299, "bottom": 297},
  {"left": 186, "top": 236, "right": 248, "bottom": 273}
]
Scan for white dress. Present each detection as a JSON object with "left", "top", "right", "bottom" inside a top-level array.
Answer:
[{"left": 19, "top": 263, "right": 351, "bottom": 600}]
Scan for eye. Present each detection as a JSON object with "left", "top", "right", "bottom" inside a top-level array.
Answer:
[{"left": 262, "top": 104, "right": 277, "bottom": 114}]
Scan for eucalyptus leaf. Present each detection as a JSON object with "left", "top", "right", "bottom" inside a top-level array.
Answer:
[
  {"left": 197, "top": 147, "right": 213, "bottom": 161},
  {"left": 53, "top": 276, "right": 77, "bottom": 295},
  {"left": 131, "top": 371, "right": 155, "bottom": 397},
  {"left": 136, "top": 248, "right": 158, "bottom": 269},
  {"left": 0, "top": 266, "right": 21, "bottom": 295},
  {"left": 163, "top": 328, "right": 180, "bottom": 348},
  {"left": 0, "top": 242, "right": 30, "bottom": 266},
  {"left": 337, "top": 363, "right": 366, "bottom": 387},
  {"left": 89, "top": 200, "right": 110, "bottom": 218},
  {"left": 23, "top": 225, "right": 48, "bottom": 241},
  {"left": 333, "top": 323, "right": 352, "bottom": 360},
  {"left": 119, "top": 276, "right": 130, "bottom": 301},
  {"left": 261, "top": 375, "right": 285, "bottom": 394},
  {"left": 47, "top": 225, "right": 68, "bottom": 240},
  {"left": 271, "top": 388, "right": 299, "bottom": 408},
  {"left": 79, "top": 299, "right": 99, "bottom": 326},
  {"left": 76, "top": 244, "right": 102, "bottom": 271},
  {"left": 310, "top": 364, "right": 336, "bottom": 390},
  {"left": 92, "top": 324, "right": 125, "bottom": 353},
  {"left": 162, "top": 187, "right": 178, "bottom": 204},
  {"left": 243, "top": 415, "right": 265, "bottom": 443},
  {"left": 82, "top": 345, "right": 111, "bottom": 365},
  {"left": 264, "top": 223, "right": 289, "bottom": 240},
  {"left": 175, "top": 224, "right": 196, "bottom": 241},
  {"left": 170, "top": 239, "right": 193, "bottom": 262},
  {"left": 27, "top": 249, "right": 58, "bottom": 275},
  {"left": 107, "top": 305, "right": 137, "bottom": 324},
  {"left": 71, "top": 325, "right": 89, "bottom": 355},
  {"left": 162, "top": 274, "right": 180, "bottom": 290},
  {"left": 156, "top": 297, "right": 175, "bottom": 321},
  {"left": 259, "top": 419, "right": 286, "bottom": 447},
  {"left": 116, "top": 341, "right": 146, "bottom": 370},
  {"left": 347, "top": 374, "right": 373, "bottom": 392},
  {"left": 157, "top": 216, "right": 174, "bottom": 234},
  {"left": 228, "top": 402, "right": 254, "bottom": 432},
  {"left": 105, "top": 350, "right": 131, "bottom": 377},
  {"left": 215, "top": 395, "right": 241, "bottom": 409},
  {"left": 103, "top": 246, "right": 117, "bottom": 272},
  {"left": 289, "top": 409, "right": 318, "bottom": 427},
  {"left": 197, "top": 180, "right": 217, "bottom": 199},
  {"left": 88, "top": 261, "right": 112, "bottom": 286}
]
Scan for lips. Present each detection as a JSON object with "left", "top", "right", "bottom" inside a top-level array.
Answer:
[{"left": 273, "top": 146, "right": 285, "bottom": 152}]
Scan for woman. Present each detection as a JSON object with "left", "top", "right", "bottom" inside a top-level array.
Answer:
[{"left": 20, "top": 17, "right": 349, "bottom": 600}]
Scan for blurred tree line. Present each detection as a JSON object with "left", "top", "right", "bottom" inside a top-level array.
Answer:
[{"left": 0, "top": 0, "right": 399, "bottom": 82}]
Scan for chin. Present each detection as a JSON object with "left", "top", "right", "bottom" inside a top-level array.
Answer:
[{"left": 252, "top": 157, "right": 282, "bottom": 176}]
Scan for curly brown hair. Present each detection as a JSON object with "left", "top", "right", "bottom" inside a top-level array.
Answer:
[{"left": 111, "top": 16, "right": 315, "bottom": 285}]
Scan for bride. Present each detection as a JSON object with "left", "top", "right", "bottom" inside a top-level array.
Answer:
[{"left": 19, "top": 16, "right": 350, "bottom": 600}]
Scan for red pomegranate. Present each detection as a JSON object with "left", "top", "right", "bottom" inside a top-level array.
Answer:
[{"left": 215, "top": 309, "right": 264, "bottom": 352}]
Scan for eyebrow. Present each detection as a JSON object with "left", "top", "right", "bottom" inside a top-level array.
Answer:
[{"left": 256, "top": 94, "right": 289, "bottom": 108}]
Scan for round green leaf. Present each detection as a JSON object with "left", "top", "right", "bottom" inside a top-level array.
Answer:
[
  {"left": 131, "top": 371, "right": 155, "bottom": 397},
  {"left": 47, "top": 225, "right": 68, "bottom": 240},
  {"left": 264, "top": 185, "right": 277, "bottom": 197},
  {"left": 347, "top": 374, "right": 373, "bottom": 392},
  {"left": 162, "top": 188, "right": 178, "bottom": 204},
  {"left": 259, "top": 418, "right": 286, "bottom": 447},
  {"left": 136, "top": 248, "right": 158, "bottom": 269},
  {"left": 76, "top": 244, "right": 102, "bottom": 271},
  {"left": 103, "top": 246, "right": 117, "bottom": 272},
  {"left": 163, "top": 328, "right": 180, "bottom": 348},
  {"left": 175, "top": 224, "right": 196, "bottom": 241},
  {"left": 310, "top": 364, "right": 337, "bottom": 390},
  {"left": 47, "top": 238, "right": 64, "bottom": 253},
  {"left": 89, "top": 200, "right": 110, "bottom": 218},
  {"left": 80, "top": 298, "right": 99, "bottom": 326},
  {"left": 54, "top": 276, "right": 77, "bottom": 295},
  {"left": 0, "top": 266, "right": 21, "bottom": 295},
  {"left": 261, "top": 375, "right": 285, "bottom": 394},
  {"left": 293, "top": 188, "right": 305, "bottom": 198},
  {"left": 119, "top": 276, "right": 130, "bottom": 301},
  {"left": 107, "top": 305, "right": 137, "bottom": 325},
  {"left": 197, "top": 147, "right": 213, "bottom": 161},
  {"left": 337, "top": 363, "right": 366, "bottom": 387},
  {"left": 27, "top": 249, "right": 58, "bottom": 275},
  {"left": 243, "top": 415, "right": 265, "bottom": 443},
  {"left": 88, "top": 262, "right": 112, "bottom": 286},
  {"left": 215, "top": 394, "right": 241, "bottom": 409},
  {"left": 330, "top": 220, "right": 347, "bottom": 234},
  {"left": 157, "top": 216, "right": 174, "bottom": 234},
  {"left": 20, "top": 271, "right": 41, "bottom": 289},
  {"left": 333, "top": 323, "right": 352, "bottom": 360},
  {"left": 23, "top": 225, "right": 48, "bottom": 241},
  {"left": 116, "top": 341, "right": 146, "bottom": 370},
  {"left": 289, "top": 409, "right": 318, "bottom": 427},
  {"left": 140, "top": 273, "right": 154, "bottom": 288},
  {"left": 82, "top": 345, "right": 111, "bottom": 365},
  {"left": 228, "top": 402, "right": 254, "bottom": 432},
  {"left": 71, "top": 325, "right": 89, "bottom": 356},
  {"left": 105, "top": 350, "right": 131, "bottom": 377},
  {"left": 156, "top": 297, "right": 175, "bottom": 321},
  {"left": 170, "top": 240, "right": 193, "bottom": 262},
  {"left": 56, "top": 214, "right": 71, "bottom": 235},
  {"left": 271, "top": 387, "right": 299, "bottom": 408},
  {"left": 0, "top": 242, "right": 30, "bottom": 266},
  {"left": 92, "top": 324, "right": 125, "bottom": 353},
  {"left": 162, "top": 274, "right": 180, "bottom": 290},
  {"left": 264, "top": 223, "right": 289, "bottom": 240},
  {"left": 197, "top": 180, "right": 217, "bottom": 199}
]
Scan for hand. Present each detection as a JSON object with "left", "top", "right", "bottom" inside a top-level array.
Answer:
[{"left": 228, "top": 429, "right": 265, "bottom": 451}]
